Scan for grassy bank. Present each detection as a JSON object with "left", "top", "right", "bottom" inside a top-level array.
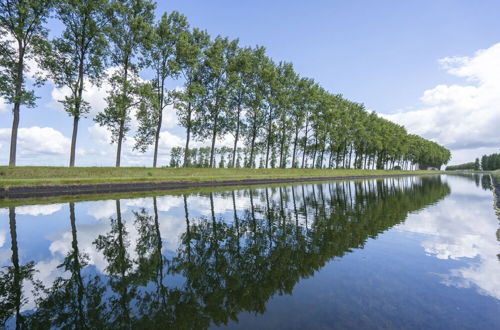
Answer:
[{"left": 0, "top": 166, "right": 439, "bottom": 188}]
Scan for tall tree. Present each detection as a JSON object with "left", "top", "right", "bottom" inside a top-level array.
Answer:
[
  {"left": 43, "top": 0, "right": 109, "bottom": 167},
  {"left": 134, "top": 11, "right": 189, "bottom": 167},
  {"left": 226, "top": 46, "right": 259, "bottom": 167},
  {"left": 173, "top": 28, "right": 210, "bottom": 167},
  {"left": 94, "top": 0, "right": 155, "bottom": 167},
  {"left": 0, "top": 0, "right": 52, "bottom": 166},
  {"left": 243, "top": 46, "right": 267, "bottom": 168},
  {"left": 196, "top": 36, "right": 238, "bottom": 167}
]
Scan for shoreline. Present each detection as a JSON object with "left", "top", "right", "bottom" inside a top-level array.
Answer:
[
  {"left": 491, "top": 174, "right": 500, "bottom": 211},
  {"left": 0, "top": 172, "right": 438, "bottom": 200}
]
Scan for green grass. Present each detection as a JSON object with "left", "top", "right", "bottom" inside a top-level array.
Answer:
[{"left": 0, "top": 166, "right": 439, "bottom": 188}]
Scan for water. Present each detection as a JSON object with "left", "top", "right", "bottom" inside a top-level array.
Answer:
[{"left": 0, "top": 175, "right": 498, "bottom": 329}]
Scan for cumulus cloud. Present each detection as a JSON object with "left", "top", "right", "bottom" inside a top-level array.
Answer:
[
  {"left": 385, "top": 43, "right": 500, "bottom": 164},
  {"left": 0, "top": 126, "right": 70, "bottom": 156},
  {"left": 47, "top": 67, "right": 116, "bottom": 117},
  {"left": 0, "top": 98, "right": 7, "bottom": 114}
]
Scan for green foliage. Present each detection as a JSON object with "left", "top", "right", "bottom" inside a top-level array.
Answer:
[
  {"left": 0, "top": 0, "right": 52, "bottom": 107},
  {"left": 134, "top": 11, "right": 189, "bottom": 163},
  {"left": 94, "top": 0, "right": 155, "bottom": 166},
  {"left": 1, "top": 0, "right": 451, "bottom": 170},
  {"left": 481, "top": 153, "right": 500, "bottom": 171},
  {"left": 445, "top": 162, "right": 475, "bottom": 171}
]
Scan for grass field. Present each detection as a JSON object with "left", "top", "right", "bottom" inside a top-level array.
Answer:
[{"left": 0, "top": 166, "right": 439, "bottom": 188}]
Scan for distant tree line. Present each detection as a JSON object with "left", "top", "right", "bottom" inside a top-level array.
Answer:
[
  {"left": 481, "top": 153, "right": 500, "bottom": 171},
  {"left": 445, "top": 162, "right": 476, "bottom": 171},
  {"left": 0, "top": 0, "right": 450, "bottom": 169},
  {"left": 445, "top": 153, "right": 500, "bottom": 171}
]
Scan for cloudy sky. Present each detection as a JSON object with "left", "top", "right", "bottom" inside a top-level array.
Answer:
[{"left": 1, "top": 0, "right": 499, "bottom": 166}]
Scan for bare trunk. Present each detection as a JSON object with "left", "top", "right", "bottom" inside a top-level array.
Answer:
[
  {"left": 9, "top": 103, "right": 20, "bottom": 166},
  {"left": 301, "top": 118, "right": 309, "bottom": 168},
  {"left": 183, "top": 103, "right": 192, "bottom": 167},
  {"left": 209, "top": 122, "right": 217, "bottom": 168},
  {"left": 249, "top": 122, "right": 257, "bottom": 168},
  {"left": 69, "top": 116, "right": 79, "bottom": 167},
  {"left": 292, "top": 126, "right": 299, "bottom": 167},
  {"left": 153, "top": 112, "right": 162, "bottom": 168},
  {"left": 116, "top": 119, "right": 124, "bottom": 167},
  {"left": 232, "top": 104, "right": 241, "bottom": 168},
  {"left": 9, "top": 44, "right": 24, "bottom": 167}
]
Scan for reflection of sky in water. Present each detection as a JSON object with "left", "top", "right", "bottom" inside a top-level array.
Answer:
[
  {"left": 397, "top": 175, "right": 500, "bottom": 300},
  {"left": 0, "top": 175, "right": 498, "bottom": 329}
]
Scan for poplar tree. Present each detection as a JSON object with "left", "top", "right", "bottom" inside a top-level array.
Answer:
[
  {"left": 196, "top": 36, "right": 238, "bottom": 168},
  {"left": 94, "top": 0, "right": 155, "bottom": 167},
  {"left": 173, "top": 28, "right": 210, "bottom": 167},
  {"left": 0, "top": 0, "right": 52, "bottom": 166},
  {"left": 243, "top": 46, "right": 267, "bottom": 168},
  {"left": 134, "top": 11, "right": 189, "bottom": 167},
  {"left": 43, "top": 0, "right": 110, "bottom": 167}
]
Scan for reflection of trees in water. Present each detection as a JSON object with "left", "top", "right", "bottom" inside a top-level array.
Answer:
[
  {"left": 2, "top": 177, "right": 450, "bottom": 329},
  {"left": 454, "top": 173, "right": 492, "bottom": 191},
  {"left": 0, "top": 208, "right": 38, "bottom": 329},
  {"left": 27, "top": 202, "right": 107, "bottom": 329}
]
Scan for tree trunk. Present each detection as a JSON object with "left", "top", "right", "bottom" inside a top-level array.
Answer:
[
  {"left": 279, "top": 123, "right": 286, "bottom": 168},
  {"left": 183, "top": 103, "right": 192, "bottom": 167},
  {"left": 301, "top": 119, "right": 309, "bottom": 168},
  {"left": 116, "top": 118, "right": 124, "bottom": 167},
  {"left": 265, "top": 119, "right": 272, "bottom": 168},
  {"left": 292, "top": 126, "right": 299, "bottom": 168},
  {"left": 9, "top": 103, "right": 20, "bottom": 167},
  {"left": 9, "top": 45, "right": 25, "bottom": 167},
  {"left": 69, "top": 116, "right": 79, "bottom": 167},
  {"left": 153, "top": 112, "right": 162, "bottom": 168},
  {"left": 232, "top": 104, "right": 241, "bottom": 168},
  {"left": 70, "top": 47, "right": 86, "bottom": 168},
  {"left": 209, "top": 123, "right": 217, "bottom": 168},
  {"left": 249, "top": 122, "right": 257, "bottom": 168}
]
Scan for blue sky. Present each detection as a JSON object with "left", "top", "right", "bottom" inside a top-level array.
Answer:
[{"left": 1, "top": 0, "right": 500, "bottom": 166}]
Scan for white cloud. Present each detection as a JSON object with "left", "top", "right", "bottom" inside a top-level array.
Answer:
[
  {"left": 0, "top": 98, "right": 7, "bottom": 114},
  {"left": 0, "top": 126, "right": 70, "bottom": 156},
  {"left": 47, "top": 68, "right": 115, "bottom": 117},
  {"left": 385, "top": 43, "right": 500, "bottom": 164}
]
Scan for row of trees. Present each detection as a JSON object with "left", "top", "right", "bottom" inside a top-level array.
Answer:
[
  {"left": 445, "top": 153, "right": 500, "bottom": 171},
  {"left": 445, "top": 162, "right": 476, "bottom": 171},
  {"left": 0, "top": 0, "right": 450, "bottom": 169},
  {"left": 481, "top": 153, "right": 500, "bottom": 171}
]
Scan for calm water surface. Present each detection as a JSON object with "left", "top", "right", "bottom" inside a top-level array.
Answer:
[{"left": 0, "top": 175, "right": 498, "bottom": 329}]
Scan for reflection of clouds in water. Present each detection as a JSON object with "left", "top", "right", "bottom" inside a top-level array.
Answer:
[
  {"left": 0, "top": 228, "right": 5, "bottom": 248},
  {"left": 49, "top": 219, "right": 112, "bottom": 274},
  {"left": 17, "top": 204, "right": 63, "bottom": 216},
  {"left": 398, "top": 186, "right": 500, "bottom": 299},
  {"left": 442, "top": 259, "right": 500, "bottom": 300},
  {"left": 87, "top": 200, "right": 117, "bottom": 220},
  {"left": 187, "top": 195, "right": 235, "bottom": 217},
  {"left": 156, "top": 195, "right": 183, "bottom": 212},
  {"left": 157, "top": 213, "right": 186, "bottom": 252}
]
